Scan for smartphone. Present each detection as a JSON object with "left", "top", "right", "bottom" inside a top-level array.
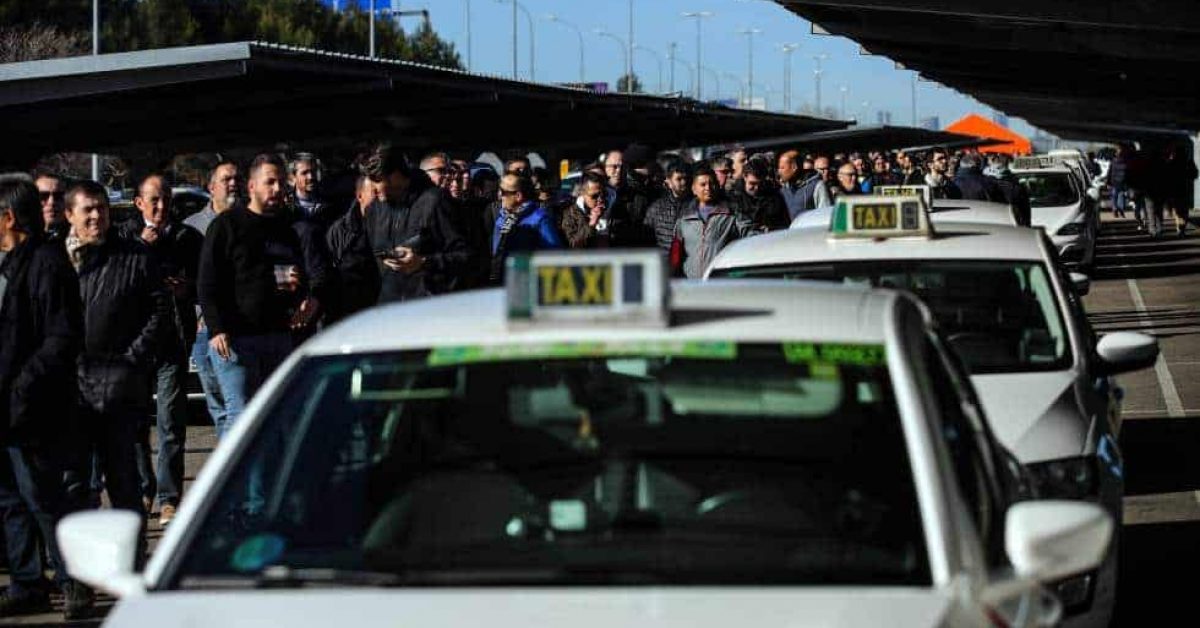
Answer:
[{"left": 374, "top": 249, "right": 400, "bottom": 260}]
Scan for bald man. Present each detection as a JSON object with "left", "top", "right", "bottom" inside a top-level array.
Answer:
[{"left": 778, "top": 150, "right": 832, "bottom": 219}]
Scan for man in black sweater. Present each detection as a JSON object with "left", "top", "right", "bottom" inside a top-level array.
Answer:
[
  {"left": 361, "top": 144, "right": 471, "bottom": 302},
  {"left": 198, "top": 154, "right": 313, "bottom": 444}
]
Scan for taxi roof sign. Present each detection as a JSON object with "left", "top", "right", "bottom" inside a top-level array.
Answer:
[
  {"left": 505, "top": 250, "right": 669, "bottom": 327},
  {"left": 829, "top": 194, "right": 932, "bottom": 240},
  {"left": 1012, "top": 155, "right": 1065, "bottom": 170},
  {"left": 876, "top": 184, "right": 933, "bottom": 209}
]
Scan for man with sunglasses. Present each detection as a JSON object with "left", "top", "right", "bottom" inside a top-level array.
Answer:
[
  {"left": 34, "top": 173, "right": 68, "bottom": 241},
  {"left": 488, "top": 174, "right": 563, "bottom": 284}
]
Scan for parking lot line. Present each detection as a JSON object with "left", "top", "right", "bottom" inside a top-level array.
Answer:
[{"left": 1127, "top": 278, "right": 1186, "bottom": 418}]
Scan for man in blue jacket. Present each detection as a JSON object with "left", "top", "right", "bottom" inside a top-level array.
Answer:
[{"left": 489, "top": 173, "right": 564, "bottom": 284}]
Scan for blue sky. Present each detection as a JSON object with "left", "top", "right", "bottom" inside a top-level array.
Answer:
[{"left": 329, "top": 0, "right": 1040, "bottom": 137}]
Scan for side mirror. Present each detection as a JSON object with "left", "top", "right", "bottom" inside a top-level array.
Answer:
[
  {"left": 1068, "top": 272, "right": 1090, "bottom": 296},
  {"left": 1096, "top": 332, "right": 1159, "bottom": 375},
  {"left": 57, "top": 511, "right": 146, "bottom": 598},
  {"left": 1005, "top": 501, "right": 1113, "bottom": 582}
]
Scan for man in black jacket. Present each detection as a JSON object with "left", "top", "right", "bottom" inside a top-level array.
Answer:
[
  {"left": 361, "top": 144, "right": 472, "bottom": 302},
  {"left": 120, "top": 174, "right": 202, "bottom": 526},
  {"left": 952, "top": 153, "right": 1005, "bottom": 203},
  {"left": 643, "top": 161, "right": 693, "bottom": 252},
  {"left": 0, "top": 178, "right": 90, "bottom": 619},
  {"left": 199, "top": 155, "right": 313, "bottom": 445},
  {"left": 326, "top": 175, "right": 383, "bottom": 320},
  {"left": 63, "top": 179, "right": 166, "bottom": 545},
  {"left": 730, "top": 159, "right": 790, "bottom": 232},
  {"left": 286, "top": 154, "right": 334, "bottom": 335}
]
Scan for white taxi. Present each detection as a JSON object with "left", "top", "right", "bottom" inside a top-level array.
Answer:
[
  {"left": 59, "top": 251, "right": 1110, "bottom": 628},
  {"left": 707, "top": 196, "right": 1160, "bottom": 628},
  {"left": 791, "top": 186, "right": 1021, "bottom": 230},
  {"left": 1011, "top": 157, "right": 1097, "bottom": 271}
]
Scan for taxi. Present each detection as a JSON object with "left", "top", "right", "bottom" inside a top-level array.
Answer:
[
  {"left": 791, "top": 186, "right": 1021, "bottom": 230},
  {"left": 1011, "top": 157, "right": 1097, "bottom": 271},
  {"left": 58, "top": 251, "right": 1112, "bottom": 628},
  {"left": 707, "top": 196, "right": 1160, "bottom": 628}
]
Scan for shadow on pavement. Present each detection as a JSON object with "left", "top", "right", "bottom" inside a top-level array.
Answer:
[
  {"left": 1121, "top": 418, "right": 1200, "bottom": 497},
  {"left": 1112, "top": 520, "right": 1200, "bottom": 626}
]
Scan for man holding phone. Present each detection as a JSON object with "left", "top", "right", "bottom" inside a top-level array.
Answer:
[
  {"left": 198, "top": 154, "right": 312, "bottom": 439},
  {"left": 361, "top": 144, "right": 471, "bottom": 302}
]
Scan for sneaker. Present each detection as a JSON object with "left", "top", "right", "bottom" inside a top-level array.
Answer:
[
  {"left": 62, "top": 581, "right": 94, "bottom": 621},
  {"left": 159, "top": 503, "right": 177, "bottom": 526},
  {"left": 0, "top": 587, "right": 51, "bottom": 617}
]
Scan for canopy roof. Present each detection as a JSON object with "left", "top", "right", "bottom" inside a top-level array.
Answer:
[
  {"left": 776, "top": 0, "right": 1200, "bottom": 141},
  {"left": 710, "top": 125, "right": 1001, "bottom": 156},
  {"left": 0, "top": 41, "right": 847, "bottom": 168}
]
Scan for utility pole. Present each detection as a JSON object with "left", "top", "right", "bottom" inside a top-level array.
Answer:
[
  {"left": 738, "top": 29, "right": 761, "bottom": 107},
  {"left": 511, "top": 0, "right": 518, "bottom": 79},
  {"left": 668, "top": 42, "right": 676, "bottom": 93},
  {"left": 840, "top": 85, "right": 848, "bottom": 120},
  {"left": 681, "top": 11, "right": 713, "bottom": 100},
  {"left": 812, "top": 53, "right": 828, "bottom": 115},
  {"left": 628, "top": 0, "right": 635, "bottom": 97},
  {"left": 464, "top": 0, "right": 472, "bottom": 71},
  {"left": 780, "top": 43, "right": 799, "bottom": 113},
  {"left": 369, "top": 0, "right": 376, "bottom": 58},
  {"left": 92, "top": 0, "right": 100, "bottom": 182}
]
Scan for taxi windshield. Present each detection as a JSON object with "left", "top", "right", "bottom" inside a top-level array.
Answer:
[
  {"left": 713, "top": 261, "right": 1072, "bottom": 374},
  {"left": 1017, "top": 172, "right": 1079, "bottom": 208},
  {"left": 173, "top": 343, "right": 930, "bottom": 588}
]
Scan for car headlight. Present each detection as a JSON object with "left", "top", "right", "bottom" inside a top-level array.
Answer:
[
  {"left": 1027, "top": 456, "right": 1098, "bottom": 500},
  {"left": 1056, "top": 223, "right": 1085, "bottom": 236}
]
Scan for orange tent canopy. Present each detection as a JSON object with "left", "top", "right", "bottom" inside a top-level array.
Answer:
[{"left": 945, "top": 114, "right": 1032, "bottom": 155}]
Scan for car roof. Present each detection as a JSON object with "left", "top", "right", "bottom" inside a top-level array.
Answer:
[
  {"left": 710, "top": 221, "right": 1047, "bottom": 272},
  {"left": 791, "top": 198, "right": 1017, "bottom": 230},
  {"left": 1011, "top": 165, "right": 1074, "bottom": 174},
  {"left": 299, "top": 280, "right": 901, "bottom": 357}
]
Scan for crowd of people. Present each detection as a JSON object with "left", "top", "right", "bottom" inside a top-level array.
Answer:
[
  {"left": 1106, "top": 142, "right": 1199, "bottom": 238},
  {"left": 0, "top": 138, "right": 1193, "bottom": 619}
]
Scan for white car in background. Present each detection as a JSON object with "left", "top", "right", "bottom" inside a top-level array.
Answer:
[
  {"left": 1011, "top": 162, "right": 1097, "bottom": 271},
  {"left": 707, "top": 196, "right": 1160, "bottom": 628},
  {"left": 792, "top": 196, "right": 1020, "bottom": 230},
  {"left": 59, "top": 251, "right": 1112, "bottom": 628}
]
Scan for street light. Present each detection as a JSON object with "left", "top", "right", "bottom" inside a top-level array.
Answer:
[
  {"left": 779, "top": 43, "right": 799, "bottom": 113},
  {"left": 594, "top": 29, "right": 631, "bottom": 92},
  {"left": 752, "top": 81, "right": 776, "bottom": 111},
  {"left": 737, "top": 28, "right": 761, "bottom": 107},
  {"left": 723, "top": 72, "right": 747, "bottom": 107},
  {"left": 812, "top": 53, "right": 829, "bottom": 114},
  {"left": 633, "top": 44, "right": 664, "bottom": 93},
  {"left": 546, "top": 14, "right": 585, "bottom": 83},
  {"left": 497, "top": 0, "right": 535, "bottom": 81},
  {"left": 839, "top": 85, "right": 848, "bottom": 120},
  {"left": 700, "top": 65, "right": 722, "bottom": 102},
  {"left": 462, "top": 0, "right": 472, "bottom": 71},
  {"left": 671, "top": 49, "right": 695, "bottom": 96},
  {"left": 681, "top": 11, "right": 714, "bottom": 100}
]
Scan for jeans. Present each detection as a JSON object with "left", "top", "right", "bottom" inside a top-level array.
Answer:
[
  {"left": 135, "top": 357, "right": 190, "bottom": 508},
  {"left": 1111, "top": 187, "right": 1127, "bottom": 216},
  {"left": 72, "top": 407, "right": 146, "bottom": 520},
  {"left": 0, "top": 446, "right": 69, "bottom": 591},
  {"left": 1145, "top": 196, "right": 1165, "bottom": 236},
  {"left": 193, "top": 325, "right": 230, "bottom": 437},
  {"left": 210, "top": 332, "right": 292, "bottom": 515},
  {"left": 209, "top": 332, "right": 293, "bottom": 433}
]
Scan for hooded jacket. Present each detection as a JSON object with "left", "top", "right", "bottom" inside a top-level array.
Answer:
[
  {"left": 669, "top": 199, "right": 756, "bottom": 279},
  {"left": 0, "top": 236, "right": 83, "bottom": 444}
]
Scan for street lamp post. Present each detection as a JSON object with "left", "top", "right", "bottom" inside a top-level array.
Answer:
[
  {"left": 723, "top": 73, "right": 746, "bottom": 107},
  {"left": 497, "top": 0, "right": 535, "bottom": 81},
  {"left": 839, "top": 85, "right": 848, "bottom": 120},
  {"left": 812, "top": 53, "right": 829, "bottom": 115},
  {"left": 628, "top": 0, "right": 635, "bottom": 98},
  {"left": 546, "top": 14, "right": 585, "bottom": 84},
  {"left": 667, "top": 42, "right": 677, "bottom": 93},
  {"left": 464, "top": 0, "right": 472, "bottom": 71},
  {"left": 737, "top": 29, "right": 761, "bottom": 107},
  {"left": 634, "top": 45, "right": 664, "bottom": 93},
  {"left": 911, "top": 73, "right": 918, "bottom": 126},
  {"left": 594, "top": 29, "right": 631, "bottom": 92},
  {"left": 779, "top": 43, "right": 799, "bottom": 113},
  {"left": 674, "top": 56, "right": 696, "bottom": 96},
  {"left": 681, "top": 11, "right": 713, "bottom": 100},
  {"left": 92, "top": 0, "right": 100, "bottom": 181},
  {"left": 700, "top": 65, "right": 721, "bottom": 102}
]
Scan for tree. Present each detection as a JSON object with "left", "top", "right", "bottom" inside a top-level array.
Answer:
[
  {"left": 0, "top": 22, "right": 87, "bottom": 63},
  {"left": 616, "top": 73, "right": 643, "bottom": 94}
]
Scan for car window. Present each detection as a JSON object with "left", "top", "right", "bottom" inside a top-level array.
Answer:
[
  {"left": 714, "top": 261, "right": 1072, "bottom": 374},
  {"left": 171, "top": 342, "right": 931, "bottom": 589},
  {"left": 1016, "top": 173, "right": 1079, "bottom": 208}
]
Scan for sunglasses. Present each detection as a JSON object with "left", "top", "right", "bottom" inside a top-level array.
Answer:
[
  {"left": 499, "top": 189, "right": 519, "bottom": 197},
  {"left": 39, "top": 191, "right": 64, "bottom": 201}
]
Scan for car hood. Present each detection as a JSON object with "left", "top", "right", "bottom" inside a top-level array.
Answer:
[
  {"left": 970, "top": 371, "right": 1089, "bottom": 462},
  {"left": 1030, "top": 202, "right": 1082, "bottom": 233},
  {"left": 105, "top": 588, "right": 958, "bottom": 628}
]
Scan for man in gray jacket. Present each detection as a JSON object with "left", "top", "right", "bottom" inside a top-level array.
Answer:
[{"left": 669, "top": 167, "right": 755, "bottom": 279}]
